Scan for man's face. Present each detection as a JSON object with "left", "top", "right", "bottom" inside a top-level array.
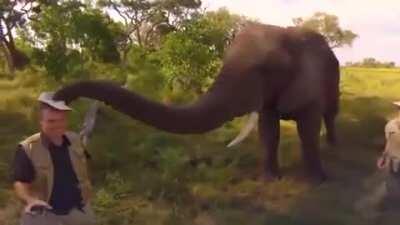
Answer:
[{"left": 40, "top": 108, "right": 68, "bottom": 138}]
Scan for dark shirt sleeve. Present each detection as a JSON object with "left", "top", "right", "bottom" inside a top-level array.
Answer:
[{"left": 12, "top": 145, "right": 35, "bottom": 183}]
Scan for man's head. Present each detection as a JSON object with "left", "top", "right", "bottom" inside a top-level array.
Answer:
[{"left": 38, "top": 92, "right": 72, "bottom": 138}]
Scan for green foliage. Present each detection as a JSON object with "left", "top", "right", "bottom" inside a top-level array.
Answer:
[
  {"left": 69, "top": 9, "right": 121, "bottom": 63},
  {"left": 124, "top": 45, "right": 166, "bottom": 100},
  {"left": 84, "top": 61, "right": 126, "bottom": 83},
  {"left": 14, "top": 37, "right": 34, "bottom": 59},
  {"left": 93, "top": 172, "right": 131, "bottom": 209},
  {"left": 0, "top": 68, "right": 47, "bottom": 117},
  {"left": 293, "top": 12, "right": 358, "bottom": 48},
  {"left": 158, "top": 146, "right": 187, "bottom": 178},
  {"left": 157, "top": 9, "right": 243, "bottom": 97},
  {"left": 92, "top": 171, "right": 136, "bottom": 225},
  {"left": 98, "top": 0, "right": 202, "bottom": 49},
  {"left": 32, "top": 45, "right": 87, "bottom": 81},
  {"left": 29, "top": 1, "right": 120, "bottom": 80},
  {"left": 158, "top": 30, "right": 221, "bottom": 95},
  {"left": 94, "top": 188, "right": 118, "bottom": 209},
  {"left": 198, "top": 8, "right": 245, "bottom": 57}
]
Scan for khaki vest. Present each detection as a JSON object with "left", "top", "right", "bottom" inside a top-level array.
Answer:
[{"left": 19, "top": 131, "right": 92, "bottom": 204}]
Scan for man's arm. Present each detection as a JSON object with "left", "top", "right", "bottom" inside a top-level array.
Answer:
[
  {"left": 377, "top": 122, "right": 395, "bottom": 169},
  {"left": 377, "top": 151, "right": 388, "bottom": 169},
  {"left": 12, "top": 146, "right": 51, "bottom": 212},
  {"left": 14, "top": 181, "right": 37, "bottom": 204},
  {"left": 14, "top": 181, "right": 51, "bottom": 213}
]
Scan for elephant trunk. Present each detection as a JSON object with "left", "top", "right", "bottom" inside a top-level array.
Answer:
[{"left": 53, "top": 79, "right": 250, "bottom": 134}]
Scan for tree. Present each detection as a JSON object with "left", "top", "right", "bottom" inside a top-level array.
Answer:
[
  {"left": 346, "top": 58, "right": 397, "bottom": 68},
  {"left": 157, "top": 9, "right": 245, "bottom": 98},
  {"left": 0, "top": 0, "right": 35, "bottom": 74},
  {"left": 28, "top": 1, "right": 121, "bottom": 80},
  {"left": 292, "top": 12, "right": 358, "bottom": 49},
  {"left": 97, "top": 0, "right": 202, "bottom": 62}
]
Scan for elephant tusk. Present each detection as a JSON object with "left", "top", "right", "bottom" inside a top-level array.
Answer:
[{"left": 227, "top": 112, "right": 258, "bottom": 148}]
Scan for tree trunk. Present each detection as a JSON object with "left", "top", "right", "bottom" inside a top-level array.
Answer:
[
  {"left": 80, "top": 101, "right": 99, "bottom": 147},
  {"left": 0, "top": 40, "right": 15, "bottom": 76},
  {"left": 1, "top": 23, "right": 29, "bottom": 71},
  {"left": 5, "top": 39, "right": 29, "bottom": 70},
  {"left": 0, "top": 23, "right": 15, "bottom": 76}
]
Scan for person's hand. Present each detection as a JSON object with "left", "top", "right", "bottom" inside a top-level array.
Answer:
[
  {"left": 24, "top": 198, "right": 52, "bottom": 215},
  {"left": 377, "top": 156, "right": 386, "bottom": 170}
]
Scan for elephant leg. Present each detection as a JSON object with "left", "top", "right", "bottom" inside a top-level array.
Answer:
[
  {"left": 296, "top": 108, "right": 327, "bottom": 183},
  {"left": 324, "top": 112, "right": 337, "bottom": 146},
  {"left": 258, "top": 109, "right": 281, "bottom": 180}
]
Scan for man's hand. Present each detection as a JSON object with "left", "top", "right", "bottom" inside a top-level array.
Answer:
[
  {"left": 14, "top": 182, "right": 52, "bottom": 214},
  {"left": 377, "top": 156, "right": 386, "bottom": 170},
  {"left": 24, "top": 198, "right": 52, "bottom": 214}
]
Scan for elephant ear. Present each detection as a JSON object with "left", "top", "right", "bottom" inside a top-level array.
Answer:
[{"left": 276, "top": 44, "right": 323, "bottom": 113}]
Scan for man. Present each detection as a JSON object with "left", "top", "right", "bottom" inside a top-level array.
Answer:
[
  {"left": 376, "top": 101, "right": 400, "bottom": 205},
  {"left": 354, "top": 101, "right": 400, "bottom": 220},
  {"left": 377, "top": 101, "right": 400, "bottom": 172},
  {"left": 13, "top": 92, "right": 95, "bottom": 225}
]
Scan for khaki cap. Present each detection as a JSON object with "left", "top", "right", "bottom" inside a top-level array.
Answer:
[{"left": 38, "top": 92, "right": 72, "bottom": 111}]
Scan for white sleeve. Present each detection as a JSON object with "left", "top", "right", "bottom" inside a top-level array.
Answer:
[{"left": 385, "top": 120, "right": 398, "bottom": 140}]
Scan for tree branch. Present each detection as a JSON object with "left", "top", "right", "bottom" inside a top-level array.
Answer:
[
  {"left": 19, "top": 0, "right": 34, "bottom": 14},
  {"left": 143, "top": 21, "right": 162, "bottom": 47},
  {"left": 109, "top": 0, "right": 129, "bottom": 26}
]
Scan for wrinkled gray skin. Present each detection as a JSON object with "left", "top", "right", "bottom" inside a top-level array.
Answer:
[{"left": 54, "top": 23, "right": 340, "bottom": 183}]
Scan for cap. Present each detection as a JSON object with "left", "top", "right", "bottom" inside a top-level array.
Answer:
[{"left": 38, "top": 92, "right": 72, "bottom": 111}]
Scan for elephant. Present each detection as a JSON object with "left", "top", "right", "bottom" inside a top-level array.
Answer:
[{"left": 54, "top": 22, "right": 340, "bottom": 183}]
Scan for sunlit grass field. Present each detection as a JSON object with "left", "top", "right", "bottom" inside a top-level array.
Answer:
[{"left": 1, "top": 67, "right": 400, "bottom": 225}]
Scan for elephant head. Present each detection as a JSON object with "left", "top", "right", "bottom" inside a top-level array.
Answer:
[{"left": 54, "top": 22, "right": 340, "bottom": 183}]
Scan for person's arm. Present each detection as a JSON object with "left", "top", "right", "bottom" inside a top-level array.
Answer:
[
  {"left": 14, "top": 181, "right": 36, "bottom": 204},
  {"left": 377, "top": 151, "right": 388, "bottom": 169},
  {"left": 14, "top": 181, "right": 51, "bottom": 213},
  {"left": 12, "top": 146, "right": 51, "bottom": 213},
  {"left": 377, "top": 121, "right": 396, "bottom": 170}
]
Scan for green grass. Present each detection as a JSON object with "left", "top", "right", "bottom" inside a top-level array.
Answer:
[{"left": 1, "top": 67, "right": 400, "bottom": 224}]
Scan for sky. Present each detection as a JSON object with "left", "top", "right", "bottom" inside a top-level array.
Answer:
[{"left": 202, "top": 0, "right": 400, "bottom": 66}]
